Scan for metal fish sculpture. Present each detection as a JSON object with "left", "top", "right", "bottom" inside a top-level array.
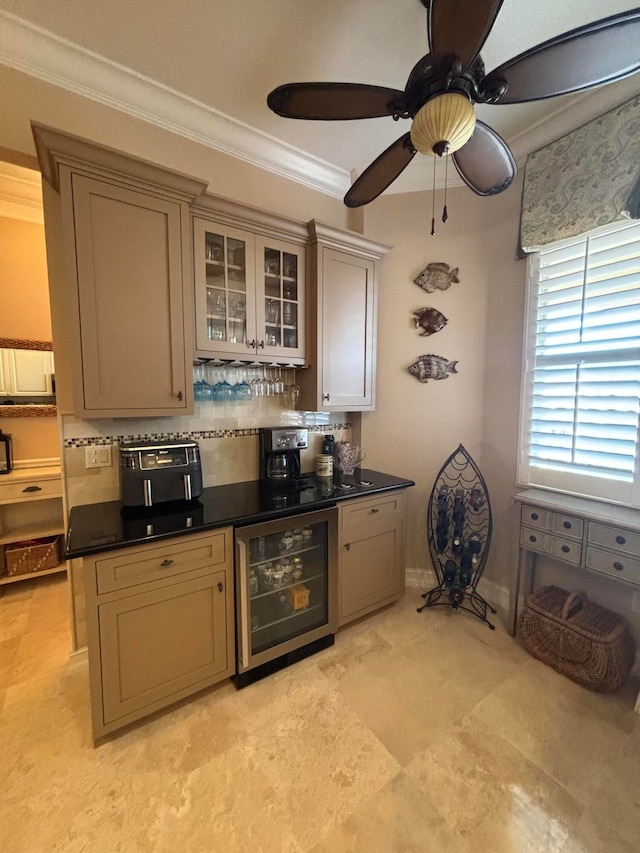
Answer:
[
  {"left": 414, "top": 262, "right": 459, "bottom": 293},
  {"left": 413, "top": 307, "right": 448, "bottom": 336},
  {"left": 408, "top": 354, "right": 458, "bottom": 383}
]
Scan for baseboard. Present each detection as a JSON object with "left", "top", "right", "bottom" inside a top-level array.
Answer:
[{"left": 405, "top": 567, "right": 510, "bottom": 613}]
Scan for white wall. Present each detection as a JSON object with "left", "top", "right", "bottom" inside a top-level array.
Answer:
[{"left": 361, "top": 177, "right": 527, "bottom": 608}]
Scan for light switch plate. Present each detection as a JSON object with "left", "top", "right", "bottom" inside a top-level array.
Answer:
[{"left": 85, "top": 446, "right": 112, "bottom": 468}]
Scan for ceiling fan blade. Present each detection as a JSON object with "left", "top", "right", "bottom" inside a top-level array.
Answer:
[
  {"left": 344, "top": 133, "right": 416, "bottom": 207},
  {"left": 429, "top": 0, "right": 505, "bottom": 70},
  {"left": 482, "top": 9, "right": 640, "bottom": 104},
  {"left": 452, "top": 121, "right": 515, "bottom": 196},
  {"left": 267, "top": 83, "right": 405, "bottom": 120}
]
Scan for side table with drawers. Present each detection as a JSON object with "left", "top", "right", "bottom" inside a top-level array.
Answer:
[{"left": 510, "top": 488, "right": 640, "bottom": 637}]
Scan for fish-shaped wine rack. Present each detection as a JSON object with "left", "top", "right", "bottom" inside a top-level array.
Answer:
[{"left": 417, "top": 444, "right": 497, "bottom": 629}]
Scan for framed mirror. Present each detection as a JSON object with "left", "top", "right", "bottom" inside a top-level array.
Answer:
[{"left": 0, "top": 337, "right": 56, "bottom": 417}]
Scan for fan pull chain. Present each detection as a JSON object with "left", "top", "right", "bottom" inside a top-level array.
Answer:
[
  {"left": 431, "top": 155, "right": 436, "bottom": 236},
  {"left": 442, "top": 156, "right": 449, "bottom": 223}
]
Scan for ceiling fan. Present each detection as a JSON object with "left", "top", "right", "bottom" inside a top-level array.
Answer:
[{"left": 267, "top": 1, "right": 640, "bottom": 209}]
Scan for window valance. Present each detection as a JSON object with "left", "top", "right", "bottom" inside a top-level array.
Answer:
[{"left": 519, "top": 94, "right": 640, "bottom": 253}]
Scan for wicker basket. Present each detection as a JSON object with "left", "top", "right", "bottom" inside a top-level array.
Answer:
[
  {"left": 519, "top": 585, "right": 636, "bottom": 692},
  {"left": 4, "top": 536, "right": 60, "bottom": 576}
]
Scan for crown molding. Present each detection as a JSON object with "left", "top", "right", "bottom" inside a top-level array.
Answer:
[
  {"left": 0, "top": 160, "right": 43, "bottom": 223},
  {"left": 0, "top": 11, "right": 350, "bottom": 200}
]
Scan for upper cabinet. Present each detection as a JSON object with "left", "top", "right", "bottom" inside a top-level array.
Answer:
[
  {"left": 193, "top": 202, "right": 307, "bottom": 364},
  {"left": 298, "top": 222, "right": 391, "bottom": 412},
  {"left": 33, "top": 124, "right": 207, "bottom": 418}
]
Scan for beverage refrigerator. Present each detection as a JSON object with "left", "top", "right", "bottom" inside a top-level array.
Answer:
[{"left": 234, "top": 507, "right": 338, "bottom": 684}]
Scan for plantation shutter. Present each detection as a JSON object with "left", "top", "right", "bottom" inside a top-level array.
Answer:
[{"left": 520, "top": 219, "right": 640, "bottom": 501}]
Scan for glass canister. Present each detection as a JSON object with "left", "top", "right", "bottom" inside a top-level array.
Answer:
[{"left": 316, "top": 454, "right": 333, "bottom": 478}]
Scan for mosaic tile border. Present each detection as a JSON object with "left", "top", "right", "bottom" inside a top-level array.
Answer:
[{"left": 63, "top": 423, "right": 351, "bottom": 448}]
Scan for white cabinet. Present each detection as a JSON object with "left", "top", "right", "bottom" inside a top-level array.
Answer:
[
  {"left": 299, "top": 222, "right": 391, "bottom": 412},
  {"left": 0, "top": 349, "right": 54, "bottom": 397},
  {"left": 193, "top": 216, "right": 306, "bottom": 364}
]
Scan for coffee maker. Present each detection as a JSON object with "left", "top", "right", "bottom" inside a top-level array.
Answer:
[{"left": 259, "top": 427, "right": 308, "bottom": 485}]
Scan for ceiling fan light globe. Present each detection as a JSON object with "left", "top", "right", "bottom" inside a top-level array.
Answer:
[{"left": 410, "top": 92, "right": 476, "bottom": 157}]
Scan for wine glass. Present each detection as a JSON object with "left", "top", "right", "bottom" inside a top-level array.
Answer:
[
  {"left": 287, "top": 367, "right": 301, "bottom": 409},
  {"left": 212, "top": 366, "right": 233, "bottom": 403},
  {"left": 233, "top": 365, "right": 252, "bottom": 402}
]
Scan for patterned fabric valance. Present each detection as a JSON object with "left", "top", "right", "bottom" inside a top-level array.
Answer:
[{"left": 519, "top": 94, "right": 640, "bottom": 253}]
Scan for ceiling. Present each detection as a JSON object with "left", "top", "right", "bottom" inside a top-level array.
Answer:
[{"left": 0, "top": 0, "right": 639, "bottom": 199}]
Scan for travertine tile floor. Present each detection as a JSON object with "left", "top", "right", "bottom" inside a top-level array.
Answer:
[{"left": 1, "top": 575, "right": 638, "bottom": 852}]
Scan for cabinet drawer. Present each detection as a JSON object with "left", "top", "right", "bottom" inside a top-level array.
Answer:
[
  {"left": 588, "top": 522, "right": 640, "bottom": 558},
  {"left": 586, "top": 546, "right": 640, "bottom": 587},
  {"left": 520, "top": 526, "right": 548, "bottom": 552},
  {"left": 551, "top": 513, "right": 583, "bottom": 540},
  {"left": 96, "top": 530, "right": 230, "bottom": 594},
  {"left": 550, "top": 536, "right": 582, "bottom": 565},
  {"left": 0, "top": 477, "right": 62, "bottom": 504},
  {"left": 340, "top": 492, "right": 404, "bottom": 530},
  {"left": 521, "top": 505, "right": 550, "bottom": 530}
]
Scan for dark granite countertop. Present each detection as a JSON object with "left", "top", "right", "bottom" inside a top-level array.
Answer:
[{"left": 66, "top": 469, "right": 415, "bottom": 559}]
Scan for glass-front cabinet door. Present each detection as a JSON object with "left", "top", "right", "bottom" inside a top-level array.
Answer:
[
  {"left": 235, "top": 508, "right": 337, "bottom": 673},
  {"left": 193, "top": 219, "right": 256, "bottom": 357},
  {"left": 194, "top": 220, "right": 305, "bottom": 363},
  {"left": 256, "top": 237, "right": 305, "bottom": 362}
]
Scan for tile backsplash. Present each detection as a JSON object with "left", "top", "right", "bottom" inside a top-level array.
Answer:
[{"left": 62, "top": 398, "right": 351, "bottom": 508}]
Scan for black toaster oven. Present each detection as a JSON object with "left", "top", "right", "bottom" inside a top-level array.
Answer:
[{"left": 119, "top": 439, "right": 203, "bottom": 507}]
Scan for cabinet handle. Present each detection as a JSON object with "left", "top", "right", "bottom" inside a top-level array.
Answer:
[
  {"left": 259, "top": 340, "right": 265, "bottom": 349},
  {"left": 323, "top": 393, "right": 330, "bottom": 401},
  {"left": 344, "top": 542, "right": 351, "bottom": 551},
  {"left": 371, "top": 507, "right": 379, "bottom": 513},
  {"left": 176, "top": 391, "right": 183, "bottom": 402},
  {"left": 616, "top": 535, "right": 626, "bottom": 545},
  {"left": 160, "top": 559, "right": 174, "bottom": 568},
  {"left": 613, "top": 562, "right": 624, "bottom": 572},
  {"left": 247, "top": 340, "right": 256, "bottom": 349},
  {"left": 529, "top": 535, "right": 537, "bottom": 543},
  {"left": 563, "top": 521, "right": 572, "bottom": 529},
  {"left": 531, "top": 512, "right": 538, "bottom": 520},
  {"left": 217, "top": 582, "right": 223, "bottom": 592},
  {"left": 561, "top": 545, "right": 570, "bottom": 553},
  {"left": 22, "top": 485, "right": 42, "bottom": 493}
]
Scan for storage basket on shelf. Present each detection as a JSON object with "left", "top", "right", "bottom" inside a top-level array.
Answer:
[
  {"left": 519, "top": 585, "right": 635, "bottom": 692},
  {"left": 4, "top": 536, "right": 60, "bottom": 576}
]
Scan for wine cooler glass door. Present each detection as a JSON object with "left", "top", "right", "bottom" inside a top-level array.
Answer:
[{"left": 236, "top": 508, "right": 337, "bottom": 673}]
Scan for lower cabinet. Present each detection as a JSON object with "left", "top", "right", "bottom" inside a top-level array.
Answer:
[
  {"left": 338, "top": 491, "right": 405, "bottom": 627},
  {"left": 84, "top": 528, "right": 235, "bottom": 741}
]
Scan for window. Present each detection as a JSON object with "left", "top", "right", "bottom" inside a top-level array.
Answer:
[{"left": 519, "top": 218, "right": 640, "bottom": 507}]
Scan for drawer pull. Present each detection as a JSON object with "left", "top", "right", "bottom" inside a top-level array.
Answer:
[
  {"left": 531, "top": 512, "right": 539, "bottom": 521},
  {"left": 563, "top": 521, "right": 572, "bottom": 529},
  {"left": 344, "top": 542, "right": 351, "bottom": 551},
  {"left": 371, "top": 507, "right": 380, "bottom": 514},
  {"left": 529, "top": 535, "right": 537, "bottom": 543},
  {"left": 22, "top": 485, "right": 42, "bottom": 493},
  {"left": 561, "top": 545, "right": 570, "bottom": 554},
  {"left": 613, "top": 562, "right": 624, "bottom": 572},
  {"left": 616, "top": 535, "right": 626, "bottom": 545},
  {"left": 217, "top": 582, "right": 223, "bottom": 593},
  {"left": 160, "top": 559, "right": 174, "bottom": 568}
]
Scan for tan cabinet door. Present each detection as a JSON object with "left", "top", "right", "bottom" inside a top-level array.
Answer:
[
  {"left": 255, "top": 236, "right": 306, "bottom": 362},
  {"left": 320, "top": 247, "right": 376, "bottom": 410},
  {"left": 99, "top": 570, "right": 231, "bottom": 724},
  {"left": 72, "top": 174, "right": 190, "bottom": 414},
  {"left": 339, "top": 519, "right": 403, "bottom": 626}
]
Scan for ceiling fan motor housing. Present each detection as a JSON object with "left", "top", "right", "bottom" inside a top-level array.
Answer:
[{"left": 410, "top": 92, "right": 476, "bottom": 157}]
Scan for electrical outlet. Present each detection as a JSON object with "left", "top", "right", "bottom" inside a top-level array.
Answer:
[
  {"left": 85, "top": 446, "right": 112, "bottom": 468},
  {"left": 632, "top": 591, "right": 640, "bottom": 614}
]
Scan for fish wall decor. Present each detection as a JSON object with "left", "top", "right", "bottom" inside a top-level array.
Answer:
[
  {"left": 413, "top": 307, "right": 448, "bottom": 336},
  {"left": 414, "top": 262, "right": 459, "bottom": 293},
  {"left": 408, "top": 354, "right": 458, "bottom": 383}
]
